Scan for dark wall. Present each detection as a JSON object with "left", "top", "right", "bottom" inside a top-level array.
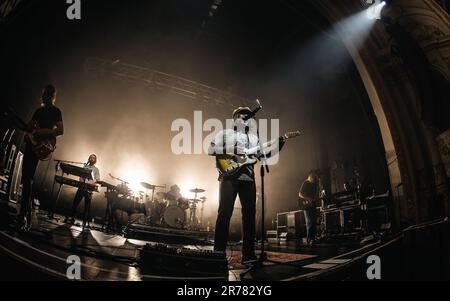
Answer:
[{"left": 0, "top": 0, "right": 389, "bottom": 223}]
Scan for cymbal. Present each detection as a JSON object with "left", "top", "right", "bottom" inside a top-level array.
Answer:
[
  {"left": 189, "top": 198, "right": 201, "bottom": 203},
  {"left": 140, "top": 182, "right": 165, "bottom": 190},
  {"left": 189, "top": 188, "right": 205, "bottom": 193},
  {"left": 200, "top": 197, "right": 207, "bottom": 202}
]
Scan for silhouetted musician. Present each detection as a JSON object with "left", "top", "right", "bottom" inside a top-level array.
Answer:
[{"left": 18, "top": 85, "right": 64, "bottom": 231}]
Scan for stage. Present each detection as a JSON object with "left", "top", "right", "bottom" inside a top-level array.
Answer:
[{"left": 0, "top": 200, "right": 402, "bottom": 281}]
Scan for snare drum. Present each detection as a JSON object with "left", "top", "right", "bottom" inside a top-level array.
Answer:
[{"left": 177, "top": 197, "right": 190, "bottom": 210}]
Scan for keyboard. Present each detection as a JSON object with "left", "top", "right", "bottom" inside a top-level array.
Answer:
[{"left": 55, "top": 175, "right": 98, "bottom": 192}]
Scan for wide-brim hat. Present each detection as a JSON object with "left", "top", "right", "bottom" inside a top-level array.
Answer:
[{"left": 232, "top": 106, "right": 252, "bottom": 119}]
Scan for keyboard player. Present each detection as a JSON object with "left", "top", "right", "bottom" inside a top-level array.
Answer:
[{"left": 66, "top": 154, "right": 100, "bottom": 229}]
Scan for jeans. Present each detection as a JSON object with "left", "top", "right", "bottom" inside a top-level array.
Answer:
[
  {"left": 19, "top": 143, "right": 39, "bottom": 226},
  {"left": 214, "top": 179, "right": 256, "bottom": 258},
  {"left": 71, "top": 188, "right": 92, "bottom": 229},
  {"left": 304, "top": 206, "right": 317, "bottom": 242}
]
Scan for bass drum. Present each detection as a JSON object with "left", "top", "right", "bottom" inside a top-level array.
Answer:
[{"left": 163, "top": 205, "right": 186, "bottom": 229}]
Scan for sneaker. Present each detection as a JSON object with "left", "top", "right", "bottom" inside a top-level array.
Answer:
[{"left": 16, "top": 221, "right": 30, "bottom": 233}]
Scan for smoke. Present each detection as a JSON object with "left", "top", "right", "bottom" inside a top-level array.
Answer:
[{"left": 5, "top": 0, "right": 388, "bottom": 232}]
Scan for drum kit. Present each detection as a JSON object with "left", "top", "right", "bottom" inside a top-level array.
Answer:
[
  {"left": 103, "top": 174, "right": 208, "bottom": 230},
  {"left": 156, "top": 187, "right": 207, "bottom": 230}
]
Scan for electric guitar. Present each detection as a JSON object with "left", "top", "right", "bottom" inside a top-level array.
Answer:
[
  {"left": 4, "top": 108, "right": 57, "bottom": 160},
  {"left": 297, "top": 196, "right": 316, "bottom": 210},
  {"left": 215, "top": 131, "right": 301, "bottom": 177}
]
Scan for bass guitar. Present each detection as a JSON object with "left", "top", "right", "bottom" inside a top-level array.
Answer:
[{"left": 4, "top": 108, "right": 56, "bottom": 160}]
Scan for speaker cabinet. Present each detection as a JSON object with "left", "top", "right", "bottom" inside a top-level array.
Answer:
[{"left": 277, "top": 210, "right": 306, "bottom": 239}]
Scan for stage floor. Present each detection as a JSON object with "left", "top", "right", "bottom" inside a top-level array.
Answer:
[{"left": 0, "top": 201, "right": 387, "bottom": 281}]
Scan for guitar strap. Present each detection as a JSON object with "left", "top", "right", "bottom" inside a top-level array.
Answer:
[{"left": 245, "top": 133, "right": 250, "bottom": 150}]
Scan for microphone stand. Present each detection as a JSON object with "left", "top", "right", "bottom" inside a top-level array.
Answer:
[
  {"left": 239, "top": 130, "right": 274, "bottom": 279},
  {"left": 47, "top": 159, "right": 62, "bottom": 220},
  {"left": 240, "top": 131, "right": 296, "bottom": 280}
]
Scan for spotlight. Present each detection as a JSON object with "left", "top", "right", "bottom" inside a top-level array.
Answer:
[{"left": 366, "top": 0, "right": 386, "bottom": 20}]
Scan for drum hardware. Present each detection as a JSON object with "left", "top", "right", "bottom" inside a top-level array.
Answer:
[
  {"left": 156, "top": 191, "right": 167, "bottom": 199},
  {"left": 189, "top": 188, "right": 205, "bottom": 194},
  {"left": 139, "top": 181, "right": 166, "bottom": 224},
  {"left": 98, "top": 179, "right": 208, "bottom": 231},
  {"left": 188, "top": 200, "right": 199, "bottom": 227},
  {"left": 99, "top": 175, "right": 141, "bottom": 231},
  {"left": 151, "top": 187, "right": 208, "bottom": 230},
  {"left": 188, "top": 188, "right": 205, "bottom": 206},
  {"left": 139, "top": 182, "right": 166, "bottom": 203},
  {"left": 148, "top": 201, "right": 166, "bottom": 225},
  {"left": 109, "top": 173, "right": 129, "bottom": 185},
  {"left": 177, "top": 197, "right": 190, "bottom": 210},
  {"left": 140, "top": 181, "right": 166, "bottom": 191},
  {"left": 185, "top": 188, "right": 206, "bottom": 229},
  {"left": 199, "top": 197, "right": 206, "bottom": 226}
]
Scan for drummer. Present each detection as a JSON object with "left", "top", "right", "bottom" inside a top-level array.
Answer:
[{"left": 166, "top": 184, "right": 182, "bottom": 205}]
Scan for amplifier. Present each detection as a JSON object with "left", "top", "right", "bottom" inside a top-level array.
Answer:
[
  {"left": 323, "top": 209, "right": 342, "bottom": 235},
  {"left": 366, "top": 205, "right": 390, "bottom": 231},
  {"left": 364, "top": 192, "right": 389, "bottom": 208},
  {"left": 342, "top": 206, "right": 362, "bottom": 232},
  {"left": 277, "top": 210, "right": 306, "bottom": 239},
  {"left": 139, "top": 243, "right": 228, "bottom": 277},
  {"left": 323, "top": 205, "right": 362, "bottom": 236},
  {"left": 321, "top": 190, "right": 360, "bottom": 209}
]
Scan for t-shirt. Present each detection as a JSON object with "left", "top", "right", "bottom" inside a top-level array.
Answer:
[
  {"left": 32, "top": 105, "right": 63, "bottom": 130},
  {"left": 299, "top": 180, "right": 318, "bottom": 207},
  {"left": 211, "top": 129, "right": 259, "bottom": 182}
]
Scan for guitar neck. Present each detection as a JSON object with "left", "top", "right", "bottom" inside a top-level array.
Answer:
[
  {"left": 246, "top": 136, "right": 283, "bottom": 155},
  {"left": 262, "top": 133, "right": 297, "bottom": 148},
  {"left": 262, "top": 136, "right": 284, "bottom": 148},
  {"left": 247, "top": 131, "right": 300, "bottom": 155}
]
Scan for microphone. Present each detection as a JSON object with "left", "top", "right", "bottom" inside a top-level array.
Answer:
[{"left": 243, "top": 99, "right": 262, "bottom": 121}]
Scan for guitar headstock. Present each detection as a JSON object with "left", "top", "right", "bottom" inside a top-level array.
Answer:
[{"left": 283, "top": 131, "right": 301, "bottom": 140}]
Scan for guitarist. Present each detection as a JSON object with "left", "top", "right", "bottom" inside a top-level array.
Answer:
[
  {"left": 298, "top": 172, "right": 319, "bottom": 246},
  {"left": 18, "top": 85, "right": 64, "bottom": 231},
  {"left": 208, "top": 107, "right": 285, "bottom": 264}
]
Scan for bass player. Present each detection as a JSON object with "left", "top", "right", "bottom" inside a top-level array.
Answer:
[{"left": 18, "top": 85, "right": 64, "bottom": 231}]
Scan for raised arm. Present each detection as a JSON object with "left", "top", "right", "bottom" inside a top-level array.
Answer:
[
  {"left": 258, "top": 136, "right": 286, "bottom": 159},
  {"left": 33, "top": 121, "right": 64, "bottom": 138}
]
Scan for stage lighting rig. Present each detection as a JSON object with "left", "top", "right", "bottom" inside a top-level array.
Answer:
[{"left": 365, "top": 0, "right": 387, "bottom": 20}]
